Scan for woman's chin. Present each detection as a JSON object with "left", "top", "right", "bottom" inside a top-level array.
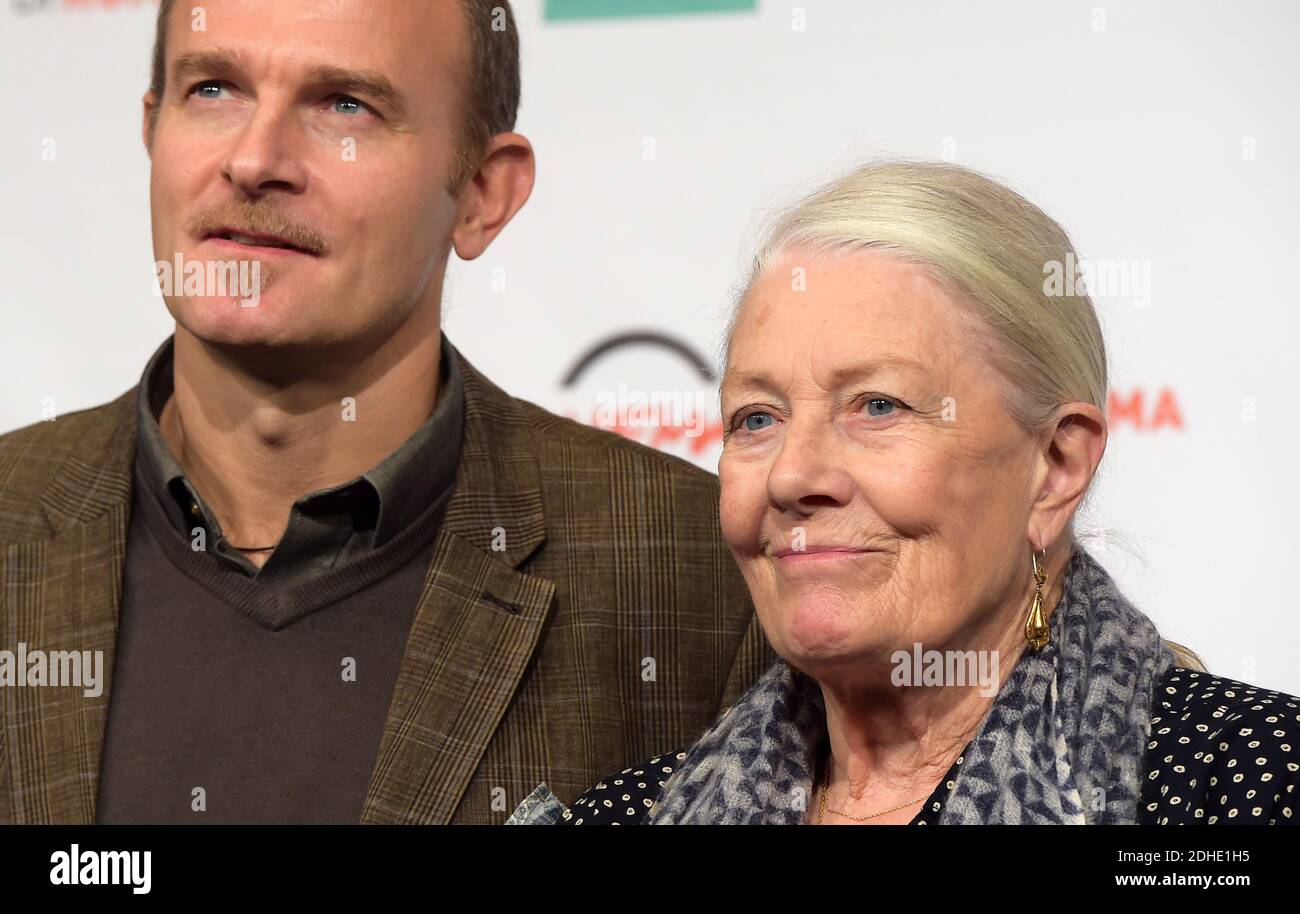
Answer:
[{"left": 769, "top": 607, "right": 893, "bottom": 670}]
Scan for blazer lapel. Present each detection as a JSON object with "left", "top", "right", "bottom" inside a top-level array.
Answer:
[
  {"left": 2, "top": 391, "right": 135, "bottom": 823},
  {"left": 358, "top": 532, "right": 554, "bottom": 824},
  {"left": 360, "top": 344, "right": 555, "bottom": 824},
  {"left": 3, "top": 343, "right": 553, "bottom": 826}
]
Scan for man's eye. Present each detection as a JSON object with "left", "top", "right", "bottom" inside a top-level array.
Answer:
[
  {"left": 741, "top": 411, "right": 776, "bottom": 432},
  {"left": 189, "top": 80, "right": 226, "bottom": 99},
  {"left": 864, "top": 398, "right": 896, "bottom": 417},
  {"left": 331, "top": 95, "right": 368, "bottom": 116}
]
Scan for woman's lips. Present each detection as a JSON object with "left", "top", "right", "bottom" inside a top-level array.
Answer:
[{"left": 773, "top": 547, "right": 879, "bottom": 564}]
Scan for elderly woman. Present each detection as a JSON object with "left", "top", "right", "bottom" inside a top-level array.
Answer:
[{"left": 509, "top": 160, "right": 1299, "bottom": 825}]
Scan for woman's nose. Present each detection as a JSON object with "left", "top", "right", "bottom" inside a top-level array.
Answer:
[{"left": 765, "top": 420, "right": 854, "bottom": 514}]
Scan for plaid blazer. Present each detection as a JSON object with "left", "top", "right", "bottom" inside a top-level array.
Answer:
[{"left": 0, "top": 342, "right": 775, "bottom": 824}]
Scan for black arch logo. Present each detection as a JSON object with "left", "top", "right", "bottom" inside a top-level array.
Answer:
[{"left": 560, "top": 331, "right": 715, "bottom": 388}]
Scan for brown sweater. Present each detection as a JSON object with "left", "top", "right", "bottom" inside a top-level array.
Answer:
[
  {"left": 95, "top": 334, "right": 464, "bottom": 823},
  {"left": 95, "top": 463, "right": 446, "bottom": 823}
]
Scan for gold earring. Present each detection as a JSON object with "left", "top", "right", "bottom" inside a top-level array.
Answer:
[{"left": 1024, "top": 546, "right": 1050, "bottom": 651}]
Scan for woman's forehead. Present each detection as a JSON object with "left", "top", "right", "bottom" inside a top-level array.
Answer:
[{"left": 727, "top": 253, "right": 977, "bottom": 384}]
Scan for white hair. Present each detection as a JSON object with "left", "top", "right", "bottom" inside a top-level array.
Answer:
[{"left": 724, "top": 158, "right": 1108, "bottom": 439}]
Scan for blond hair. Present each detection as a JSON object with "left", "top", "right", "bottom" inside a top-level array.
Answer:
[{"left": 728, "top": 159, "right": 1107, "bottom": 439}]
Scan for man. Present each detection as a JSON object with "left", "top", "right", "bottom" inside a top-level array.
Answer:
[{"left": 0, "top": 0, "right": 772, "bottom": 824}]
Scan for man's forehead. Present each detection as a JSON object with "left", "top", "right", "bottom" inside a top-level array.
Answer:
[{"left": 166, "top": 0, "right": 467, "bottom": 83}]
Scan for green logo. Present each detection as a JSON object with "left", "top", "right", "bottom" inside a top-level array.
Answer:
[{"left": 545, "top": 0, "right": 757, "bottom": 22}]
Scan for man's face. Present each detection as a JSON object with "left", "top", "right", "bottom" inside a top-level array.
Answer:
[{"left": 146, "top": 0, "right": 467, "bottom": 351}]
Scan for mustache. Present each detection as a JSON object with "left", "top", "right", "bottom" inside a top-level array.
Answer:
[{"left": 186, "top": 202, "right": 330, "bottom": 256}]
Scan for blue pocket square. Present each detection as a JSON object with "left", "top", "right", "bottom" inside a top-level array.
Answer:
[{"left": 505, "top": 783, "right": 569, "bottom": 825}]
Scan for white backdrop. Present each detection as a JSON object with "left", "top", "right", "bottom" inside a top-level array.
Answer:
[{"left": 2, "top": 0, "right": 1297, "bottom": 693}]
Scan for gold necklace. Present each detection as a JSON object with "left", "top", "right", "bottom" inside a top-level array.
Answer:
[{"left": 816, "top": 753, "right": 931, "bottom": 824}]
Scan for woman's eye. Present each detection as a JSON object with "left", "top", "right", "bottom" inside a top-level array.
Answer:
[
  {"left": 864, "top": 397, "right": 896, "bottom": 417},
  {"left": 742, "top": 411, "right": 776, "bottom": 432}
]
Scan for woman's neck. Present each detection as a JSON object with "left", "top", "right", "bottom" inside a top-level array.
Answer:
[{"left": 809, "top": 549, "right": 1071, "bottom": 824}]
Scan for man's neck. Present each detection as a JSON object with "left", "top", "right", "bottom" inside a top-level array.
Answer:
[{"left": 160, "top": 306, "right": 444, "bottom": 557}]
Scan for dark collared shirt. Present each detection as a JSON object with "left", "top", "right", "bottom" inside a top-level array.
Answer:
[
  {"left": 97, "top": 335, "right": 465, "bottom": 823},
  {"left": 133, "top": 333, "right": 464, "bottom": 590}
]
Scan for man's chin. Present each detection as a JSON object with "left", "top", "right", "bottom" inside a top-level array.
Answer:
[{"left": 167, "top": 294, "right": 307, "bottom": 349}]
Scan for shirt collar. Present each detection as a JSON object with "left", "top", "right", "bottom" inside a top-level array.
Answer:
[{"left": 134, "top": 332, "right": 464, "bottom": 560}]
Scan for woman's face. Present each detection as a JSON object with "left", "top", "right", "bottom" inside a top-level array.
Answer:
[{"left": 719, "top": 249, "right": 1045, "bottom": 676}]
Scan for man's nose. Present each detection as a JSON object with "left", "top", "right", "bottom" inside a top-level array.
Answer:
[
  {"left": 765, "top": 418, "right": 854, "bottom": 514},
  {"left": 221, "top": 102, "right": 308, "bottom": 198}
]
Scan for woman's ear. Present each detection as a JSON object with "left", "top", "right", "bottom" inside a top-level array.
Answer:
[{"left": 1027, "top": 402, "right": 1107, "bottom": 549}]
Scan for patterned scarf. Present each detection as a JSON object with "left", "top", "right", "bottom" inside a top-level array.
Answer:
[{"left": 644, "top": 546, "right": 1174, "bottom": 824}]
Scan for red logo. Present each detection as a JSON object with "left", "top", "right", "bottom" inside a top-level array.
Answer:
[{"left": 1108, "top": 388, "right": 1184, "bottom": 430}]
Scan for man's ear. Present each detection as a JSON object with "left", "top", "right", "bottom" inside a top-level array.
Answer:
[
  {"left": 1027, "top": 401, "right": 1108, "bottom": 550},
  {"left": 452, "top": 132, "right": 536, "bottom": 261},
  {"left": 142, "top": 90, "right": 157, "bottom": 155}
]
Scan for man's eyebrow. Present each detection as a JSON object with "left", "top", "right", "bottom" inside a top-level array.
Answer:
[
  {"left": 305, "top": 64, "right": 411, "bottom": 119},
  {"left": 170, "top": 49, "right": 411, "bottom": 119},
  {"left": 171, "top": 48, "right": 256, "bottom": 89}
]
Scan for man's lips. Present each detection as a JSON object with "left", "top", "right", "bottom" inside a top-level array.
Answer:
[{"left": 201, "top": 228, "right": 319, "bottom": 256}]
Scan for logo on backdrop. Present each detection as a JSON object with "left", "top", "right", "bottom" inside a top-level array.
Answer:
[
  {"left": 9, "top": 0, "right": 154, "bottom": 13},
  {"left": 559, "top": 331, "right": 724, "bottom": 461},
  {"left": 1108, "top": 388, "right": 1185, "bottom": 431},
  {"left": 544, "top": 0, "right": 757, "bottom": 22}
]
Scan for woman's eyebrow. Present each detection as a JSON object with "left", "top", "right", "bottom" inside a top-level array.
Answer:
[
  {"left": 721, "top": 357, "right": 928, "bottom": 394},
  {"left": 822, "top": 357, "right": 929, "bottom": 385},
  {"left": 719, "top": 367, "right": 760, "bottom": 390},
  {"left": 719, "top": 369, "right": 782, "bottom": 400}
]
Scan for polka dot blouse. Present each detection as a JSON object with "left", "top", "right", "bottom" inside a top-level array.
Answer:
[
  {"left": 1141, "top": 668, "right": 1298, "bottom": 824},
  {"left": 559, "top": 750, "right": 968, "bottom": 825},
  {"left": 558, "top": 754, "right": 684, "bottom": 825},
  {"left": 560, "top": 667, "right": 1299, "bottom": 824}
]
